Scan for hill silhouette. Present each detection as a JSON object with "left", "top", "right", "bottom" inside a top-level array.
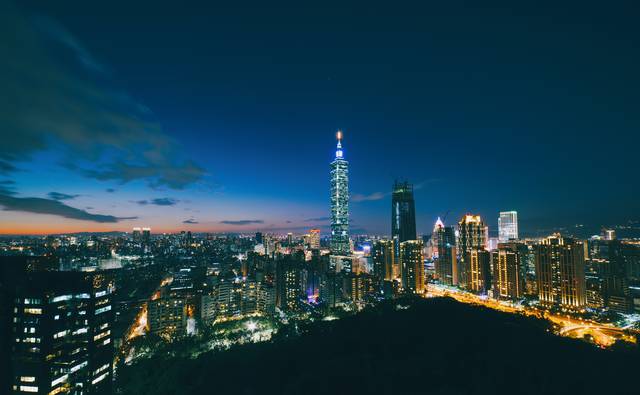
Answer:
[{"left": 117, "top": 297, "right": 638, "bottom": 395}]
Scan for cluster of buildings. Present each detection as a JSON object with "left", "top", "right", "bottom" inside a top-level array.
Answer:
[{"left": 1, "top": 131, "right": 640, "bottom": 394}]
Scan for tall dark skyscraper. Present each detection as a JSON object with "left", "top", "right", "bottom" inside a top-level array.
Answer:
[
  {"left": 391, "top": 181, "right": 417, "bottom": 243},
  {"left": 330, "top": 131, "right": 350, "bottom": 256}
]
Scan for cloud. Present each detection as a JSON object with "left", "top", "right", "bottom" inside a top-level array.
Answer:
[
  {"left": 0, "top": 191, "right": 136, "bottom": 223},
  {"left": 0, "top": 161, "right": 17, "bottom": 174},
  {"left": 183, "top": 219, "right": 199, "bottom": 224},
  {"left": 47, "top": 191, "right": 80, "bottom": 201},
  {"left": 150, "top": 197, "right": 178, "bottom": 206},
  {"left": 304, "top": 216, "right": 331, "bottom": 222},
  {"left": 351, "top": 192, "right": 387, "bottom": 202},
  {"left": 0, "top": 3, "right": 205, "bottom": 190},
  {"left": 134, "top": 197, "right": 179, "bottom": 206},
  {"left": 105, "top": 188, "right": 116, "bottom": 193},
  {"left": 220, "top": 220, "right": 264, "bottom": 226}
]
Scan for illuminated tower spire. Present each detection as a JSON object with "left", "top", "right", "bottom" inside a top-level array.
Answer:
[{"left": 330, "top": 130, "right": 350, "bottom": 256}]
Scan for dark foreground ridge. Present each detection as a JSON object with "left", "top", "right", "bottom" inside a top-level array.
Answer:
[{"left": 117, "top": 298, "right": 638, "bottom": 395}]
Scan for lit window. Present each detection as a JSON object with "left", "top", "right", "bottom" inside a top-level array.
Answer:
[
  {"left": 95, "top": 305, "right": 112, "bottom": 315},
  {"left": 24, "top": 308, "right": 42, "bottom": 315},
  {"left": 19, "top": 385, "right": 38, "bottom": 393},
  {"left": 51, "top": 374, "right": 68, "bottom": 387},
  {"left": 20, "top": 377, "right": 35, "bottom": 383},
  {"left": 70, "top": 361, "right": 88, "bottom": 373},
  {"left": 51, "top": 295, "right": 72, "bottom": 303},
  {"left": 91, "top": 372, "right": 108, "bottom": 385}
]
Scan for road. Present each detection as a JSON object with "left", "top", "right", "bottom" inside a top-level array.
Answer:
[{"left": 424, "top": 283, "right": 636, "bottom": 347}]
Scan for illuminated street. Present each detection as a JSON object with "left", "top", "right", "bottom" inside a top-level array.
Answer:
[{"left": 425, "top": 283, "right": 637, "bottom": 347}]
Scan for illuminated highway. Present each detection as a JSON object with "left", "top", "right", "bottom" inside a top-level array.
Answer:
[{"left": 425, "top": 283, "right": 637, "bottom": 347}]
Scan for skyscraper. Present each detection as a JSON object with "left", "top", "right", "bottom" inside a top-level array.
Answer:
[
  {"left": 372, "top": 239, "right": 395, "bottom": 282},
  {"left": 534, "top": 234, "right": 586, "bottom": 310},
  {"left": 400, "top": 240, "right": 425, "bottom": 293},
  {"left": 468, "top": 249, "right": 491, "bottom": 294},
  {"left": 308, "top": 229, "right": 321, "bottom": 250},
  {"left": 498, "top": 211, "right": 519, "bottom": 242},
  {"left": 391, "top": 181, "right": 417, "bottom": 244},
  {"left": 492, "top": 243, "right": 524, "bottom": 300},
  {"left": 433, "top": 219, "right": 457, "bottom": 286},
  {"left": 458, "top": 214, "right": 486, "bottom": 288},
  {"left": 604, "top": 241, "right": 633, "bottom": 313},
  {"left": 1, "top": 259, "right": 115, "bottom": 395},
  {"left": 330, "top": 131, "right": 350, "bottom": 256}
]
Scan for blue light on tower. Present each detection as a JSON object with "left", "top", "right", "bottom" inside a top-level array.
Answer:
[{"left": 330, "top": 130, "right": 350, "bottom": 256}]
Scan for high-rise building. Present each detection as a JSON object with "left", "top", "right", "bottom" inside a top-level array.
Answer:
[
  {"left": 330, "top": 131, "right": 350, "bottom": 256},
  {"left": 1, "top": 259, "right": 115, "bottom": 395},
  {"left": 255, "top": 232, "right": 263, "bottom": 244},
  {"left": 458, "top": 214, "right": 486, "bottom": 288},
  {"left": 400, "top": 240, "right": 425, "bottom": 294},
  {"left": 142, "top": 227, "right": 151, "bottom": 244},
  {"left": 604, "top": 241, "right": 633, "bottom": 313},
  {"left": 534, "top": 234, "right": 586, "bottom": 310},
  {"left": 492, "top": 244, "right": 524, "bottom": 300},
  {"left": 132, "top": 227, "right": 141, "bottom": 243},
  {"left": 275, "top": 256, "right": 302, "bottom": 313},
  {"left": 148, "top": 297, "right": 188, "bottom": 337},
  {"left": 391, "top": 181, "right": 417, "bottom": 244},
  {"left": 372, "top": 239, "right": 395, "bottom": 282},
  {"left": 433, "top": 219, "right": 457, "bottom": 286},
  {"left": 468, "top": 249, "right": 491, "bottom": 294},
  {"left": 308, "top": 229, "right": 321, "bottom": 250},
  {"left": 498, "top": 211, "right": 519, "bottom": 242}
]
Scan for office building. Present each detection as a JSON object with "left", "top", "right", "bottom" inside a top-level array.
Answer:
[
  {"left": 391, "top": 181, "right": 417, "bottom": 244},
  {"left": 498, "top": 211, "right": 519, "bottom": 242}
]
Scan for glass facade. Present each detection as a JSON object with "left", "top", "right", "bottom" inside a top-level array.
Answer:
[{"left": 330, "top": 131, "right": 350, "bottom": 256}]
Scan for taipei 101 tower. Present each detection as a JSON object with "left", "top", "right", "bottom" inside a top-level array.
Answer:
[{"left": 330, "top": 130, "right": 350, "bottom": 256}]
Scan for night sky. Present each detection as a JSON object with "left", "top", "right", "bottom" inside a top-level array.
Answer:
[{"left": 0, "top": 1, "right": 638, "bottom": 235}]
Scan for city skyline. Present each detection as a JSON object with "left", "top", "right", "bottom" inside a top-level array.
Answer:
[{"left": 1, "top": 1, "right": 639, "bottom": 236}]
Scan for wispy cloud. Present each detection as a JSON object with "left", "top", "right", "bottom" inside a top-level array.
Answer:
[
  {"left": 105, "top": 188, "right": 116, "bottom": 193},
  {"left": 0, "top": 191, "right": 136, "bottom": 223},
  {"left": 351, "top": 192, "right": 387, "bottom": 202},
  {"left": 0, "top": 3, "right": 206, "bottom": 189},
  {"left": 134, "top": 197, "right": 179, "bottom": 206},
  {"left": 220, "top": 220, "right": 264, "bottom": 226},
  {"left": 304, "top": 216, "right": 331, "bottom": 222},
  {"left": 183, "top": 219, "right": 199, "bottom": 224},
  {"left": 47, "top": 192, "right": 80, "bottom": 201},
  {"left": 351, "top": 180, "right": 439, "bottom": 203}
]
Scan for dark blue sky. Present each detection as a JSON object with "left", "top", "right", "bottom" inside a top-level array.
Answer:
[{"left": 1, "top": 1, "right": 638, "bottom": 235}]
